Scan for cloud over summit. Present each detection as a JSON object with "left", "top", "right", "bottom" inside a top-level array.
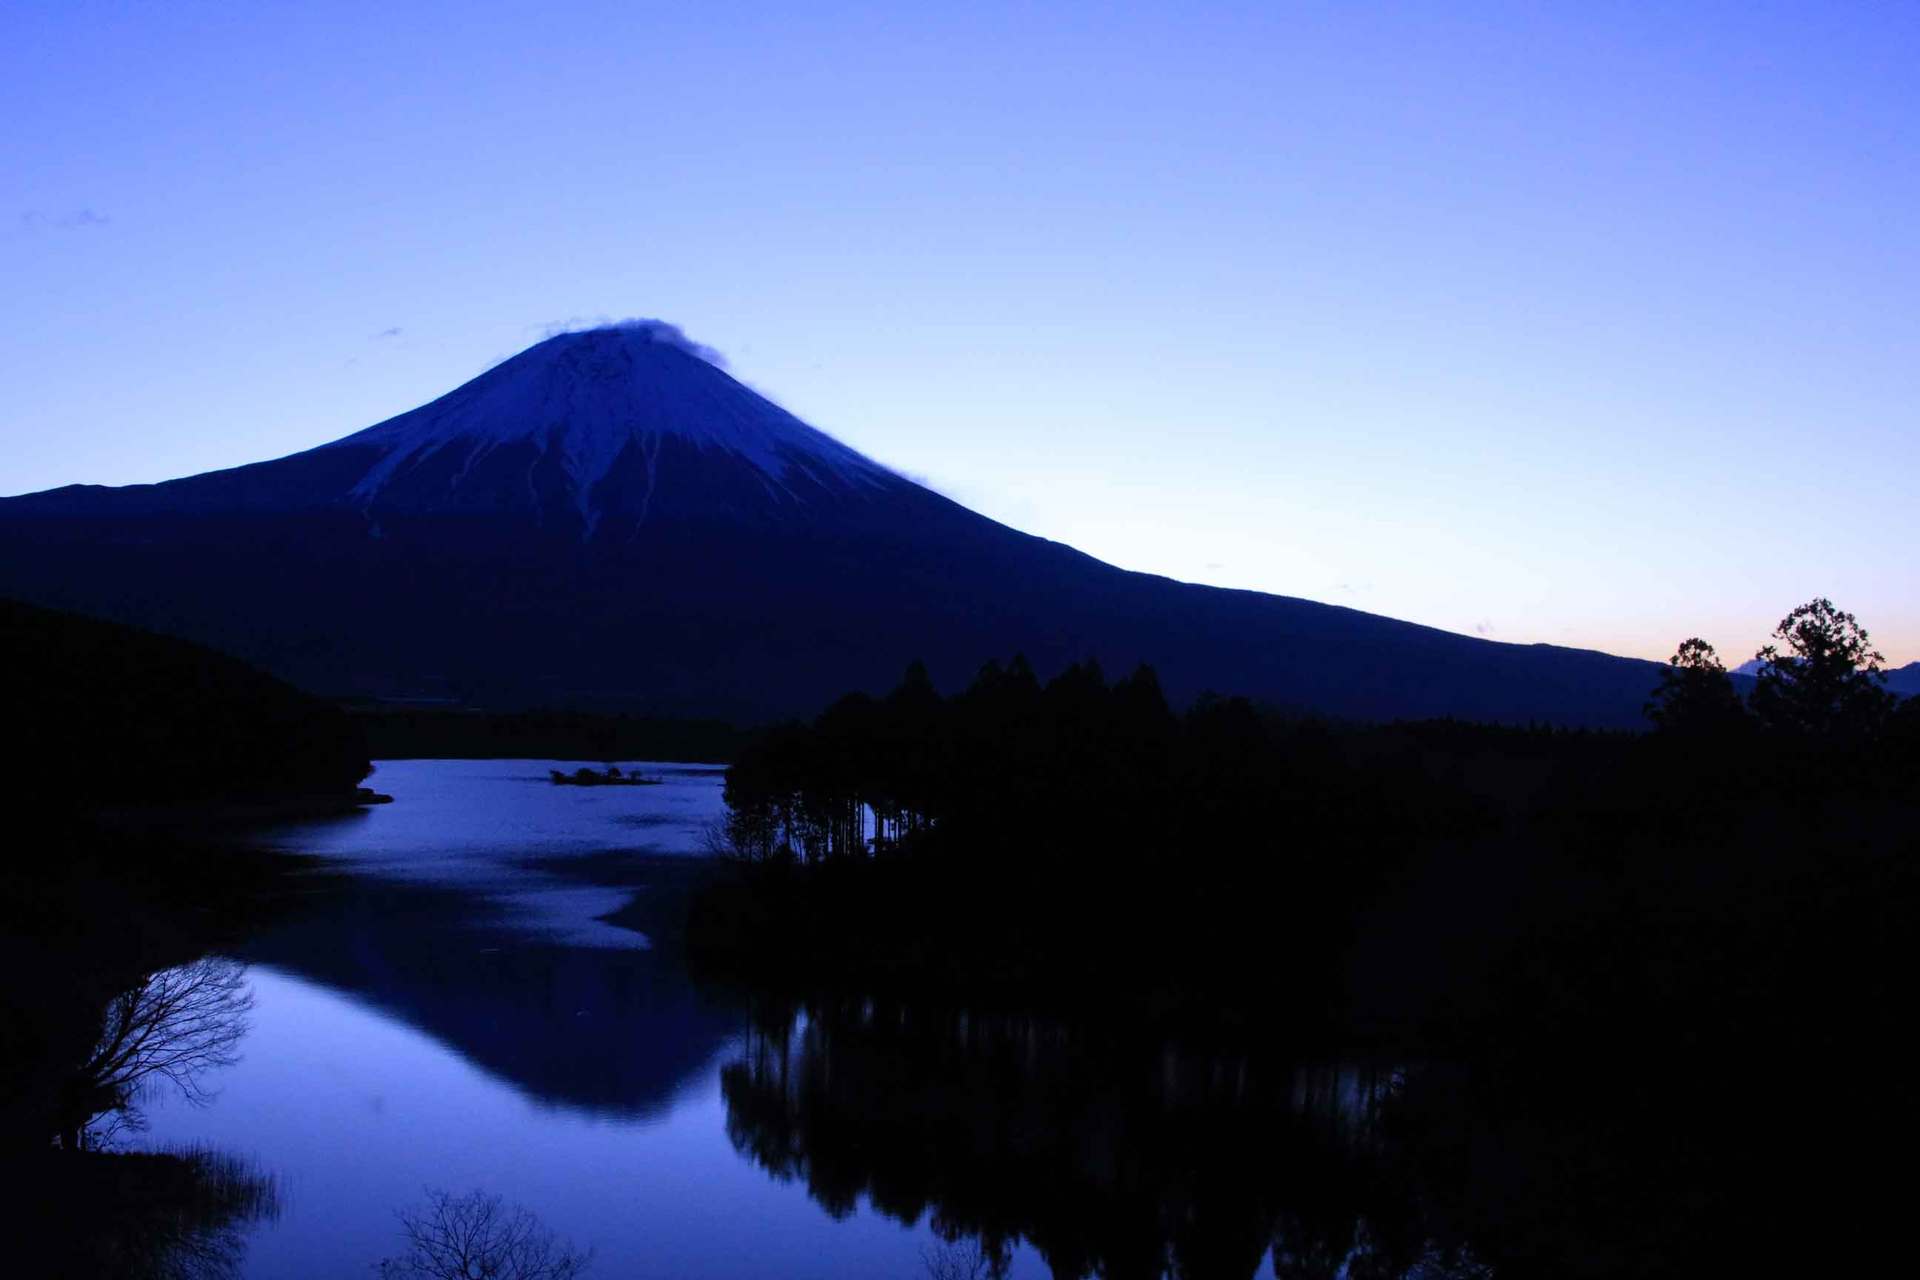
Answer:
[{"left": 539, "top": 316, "right": 728, "bottom": 369}]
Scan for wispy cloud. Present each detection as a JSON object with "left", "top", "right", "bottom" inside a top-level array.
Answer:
[
  {"left": 888, "top": 466, "right": 954, "bottom": 497},
  {"left": 535, "top": 315, "right": 728, "bottom": 369},
  {"left": 20, "top": 208, "right": 110, "bottom": 230}
]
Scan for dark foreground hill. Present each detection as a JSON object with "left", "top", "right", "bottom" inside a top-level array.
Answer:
[
  {"left": 0, "top": 597, "right": 370, "bottom": 807},
  {"left": 0, "top": 323, "right": 1665, "bottom": 726}
]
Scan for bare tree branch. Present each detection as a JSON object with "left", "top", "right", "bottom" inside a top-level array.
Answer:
[
  {"left": 69, "top": 957, "right": 252, "bottom": 1146},
  {"left": 379, "top": 1189, "right": 592, "bottom": 1280}
]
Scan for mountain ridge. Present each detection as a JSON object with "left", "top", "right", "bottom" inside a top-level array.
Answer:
[
  {"left": 0, "top": 324, "right": 1671, "bottom": 727},
  {"left": 329, "top": 324, "right": 896, "bottom": 533},
  {"left": 1734, "top": 655, "right": 1916, "bottom": 696}
]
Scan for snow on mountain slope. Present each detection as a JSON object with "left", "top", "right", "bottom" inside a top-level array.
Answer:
[{"left": 326, "top": 322, "right": 894, "bottom": 532}]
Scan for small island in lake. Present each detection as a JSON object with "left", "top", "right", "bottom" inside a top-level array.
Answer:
[{"left": 548, "top": 764, "right": 663, "bottom": 787}]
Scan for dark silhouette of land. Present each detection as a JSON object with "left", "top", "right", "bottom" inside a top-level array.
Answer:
[
  {"left": 692, "top": 600, "right": 1915, "bottom": 1022},
  {"left": 0, "top": 600, "right": 373, "bottom": 1274},
  {"left": 3, "top": 589, "right": 1911, "bottom": 1275},
  {"left": 0, "top": 819, "right": 294, "bottom": 1276},
  {"left": 352, "top": 704, "right": 751, "bottom": 764},
  {"left": 692, "top": 657, "right": 1445, "bottom": 1027},
  {"left": 688, "top": 600, "right": 1917, "bottom": 1273},
  {"left": 0, "top": 597, "right": 373, "bottom": 812}
]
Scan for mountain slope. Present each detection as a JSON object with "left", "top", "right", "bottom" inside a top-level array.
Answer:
[
  {"left": 0, "top": 597, "right": 370, "bottom": 805},
  {"left": 1735, "top": 656, "right": 1916, "bottom": 697},
  {"left": 0, "top": 324, "right": 1667, "bottom": 726}
]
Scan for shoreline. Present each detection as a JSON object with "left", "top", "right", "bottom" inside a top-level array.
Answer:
[{"left": 86, "top": 788, "right": 394, "bottom": 830}]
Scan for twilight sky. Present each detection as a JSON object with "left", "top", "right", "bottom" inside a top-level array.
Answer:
[{"left": 4, "top": 1, "right": 1915, "bottom": 665}]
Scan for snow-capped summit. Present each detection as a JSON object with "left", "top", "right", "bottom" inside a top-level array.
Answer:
[{"left": 326, "top": 323, "right": 895, "bottom": 534}]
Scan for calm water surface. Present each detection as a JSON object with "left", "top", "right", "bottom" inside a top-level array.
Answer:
[{"left": 136, "top": 760, "right": 1399, "bottom": 1279}]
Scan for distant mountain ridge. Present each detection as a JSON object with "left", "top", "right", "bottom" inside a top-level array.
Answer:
[
  {"left": 0, "top": 323, "right": 1670, "bottom": 727},
  {"left": 1735, "top": 656, "right": 1918, "bottom": 697}
]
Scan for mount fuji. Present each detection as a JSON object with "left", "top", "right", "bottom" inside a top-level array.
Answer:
[{"left": 0, "top": 323, "right": 1665, "bottom": 725}]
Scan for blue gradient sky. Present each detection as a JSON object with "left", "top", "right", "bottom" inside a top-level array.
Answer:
[{"left": 4, "top": 1, "right": 1914, "bottom": 664}]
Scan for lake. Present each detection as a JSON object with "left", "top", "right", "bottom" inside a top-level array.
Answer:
[{"left": 126, "top": 760, "right": 1458, "bottom": 1279}]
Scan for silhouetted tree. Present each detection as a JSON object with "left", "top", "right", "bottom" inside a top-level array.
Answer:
[
  {"left": 60, "top": 958, "right": 252, "bottom": 1152},
  {"left": 698, "top": 655, "right": 1443, "bottom": 1013},
  {"left": 875, "top": 660, "right": 948, "bottom": 847},
  {"left": 1645, "top": 638, "right": 1749, "bottom": 737},
  {"left": 379, "top": 1189, "right": 591, "bottom": 1280},
  {"left": 1749, "top": 598, "right": 1894, "bottom": 742},
  {"left": 1886, "top": 694, "right": 1920, "bottom": 768},
  {"left": 692, "top": 619, "right": 1917, "bottom": 1275}
]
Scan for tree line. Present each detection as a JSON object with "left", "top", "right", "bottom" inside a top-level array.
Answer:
[
  {"left": 721, "top": 596, "right": 1915, "bottom": 872},
  {"left": 692, "top": 596, "right": 1916, "bottom": 1024},
  {"left": 697, "top": 655, "right": 1494, "bottom": 1018},
  {"left": 687, "top": 597, "right": 1917, "bottom": 1271},
  {"left": 1647, "top": 596, "right": 1916, "bottom": 763}
]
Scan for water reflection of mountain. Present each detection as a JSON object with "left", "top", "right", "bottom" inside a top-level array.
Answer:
[
  {"left": 719, "top": 994, "right": 1473, "bottom": 1280},
  {"left": 241, "top": 877, "right": 739, "bottom": 1119}
]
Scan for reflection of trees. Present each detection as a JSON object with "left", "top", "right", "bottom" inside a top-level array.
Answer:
[
  {"left": 14, "top": 957, "right": 274, "bottom": 1279},
  {"left": 923, "top": 1238, "right": 1003, "bottom": 1280},
  {"left": 3, "top": 826, "right": 283, "bottom": 1279},
  {"left": 115, "top": 1148, "right": 280, "bottom": 1280},
  {"left": 62, "top": 957, "right": 252, "bottom": 1151},
  {"left": 719, "top": 995, "right": 1467, "bottom": 1280},
  {"left": 379, "top": 1188, "right": 592, "bottom": 1280},
  {"left": 21, "top": 1145, "right": 281, "bottom": 1280}
]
